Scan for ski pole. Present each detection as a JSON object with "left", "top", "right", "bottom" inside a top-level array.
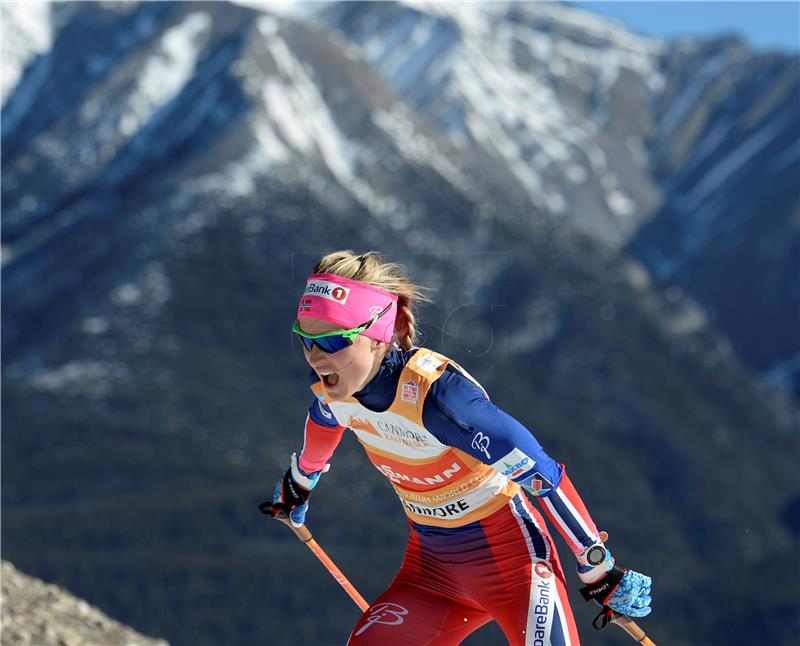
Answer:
[
  {"left": 272, "top": 511, "right": 370, "bottom": 612},
  {"left": 593, "top": 605, "right": 657, "bottom": 645}
]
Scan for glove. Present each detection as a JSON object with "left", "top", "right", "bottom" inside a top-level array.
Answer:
[
  {"left": 607, "top": 569, "right": 652, "bottom": 617},
  {"left": 577, "top": 547, "right": 652, "bottom": 618},
  {"left": 258, "top": 453, "right": 328, "bottom": 527},
  {"left": 578, "top": 549, "right": 653, "bottom": 617}
]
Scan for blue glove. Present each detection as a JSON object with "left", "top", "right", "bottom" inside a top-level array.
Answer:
[
  {"left": 258, "top": 453, "right": 327, "bottom": 527},
  {"left": 577, "top": 546, "right": 652, "bottom": 617},
  {"left": 607, "top": 569, "right": 652, "bottom": 618}
]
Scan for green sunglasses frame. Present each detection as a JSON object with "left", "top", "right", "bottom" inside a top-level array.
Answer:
[
  {"left": 291, "top": 302, "right": 394, "bottom": 348},
  {"left": 291, "top": 319, "right": 371, "bottom": 343}
]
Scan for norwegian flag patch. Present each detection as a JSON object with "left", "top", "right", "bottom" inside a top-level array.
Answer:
[
  {"left": 401, "top": 380, "right": 419, "bottom": 403},
  {"left": 518, "top": 471, "right": 554, "bottom": 495}
]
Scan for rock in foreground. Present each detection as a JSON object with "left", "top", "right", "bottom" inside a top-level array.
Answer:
[{"left": 1, "top": 561, "right": 169, "bottom": 646}]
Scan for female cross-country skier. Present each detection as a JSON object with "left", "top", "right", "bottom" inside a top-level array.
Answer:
[{"left": 262, "top": 250, "right": 652, "bottom": 645}]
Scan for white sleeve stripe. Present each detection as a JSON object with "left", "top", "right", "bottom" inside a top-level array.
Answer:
[
  {"left": 542, "top": 495, "right": 583, "bottom": 551},
  {"left": 555, "top": 486, "right": 598, "bottom": 543}
]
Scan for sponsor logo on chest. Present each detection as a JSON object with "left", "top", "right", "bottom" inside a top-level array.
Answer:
[
  {"left": 378, "top": 461, "right": 463, "bottom": 488},
  {"left": 347, "top": 413, "right": 433, "bottom": 449},
  {"left": 401, "top": 498, "right": 471, "bottom": 519}
]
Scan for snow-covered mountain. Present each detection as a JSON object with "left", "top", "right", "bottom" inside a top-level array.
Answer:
[
  {"left": 316, "top": 0, "right": 665, "bottom": 245},
  {"left": 0, "top": 2, "right": 53, "bottom": 106},
  {"left": 313, "top": 0, "right": 800, "bottom": 397},
  {"left": 4, "top": 1, "right": 796, "bottom": 396},
  {"left": 2, "top": 3, "right": 798, "bottom": 646}
]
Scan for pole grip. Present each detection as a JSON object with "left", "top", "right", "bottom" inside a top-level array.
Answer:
[
  {"left": 611, "top": 614, "right": 657, "bottom": 645},
  {"left": 289, "top": 523, "right": 313, "bottom": 543}
]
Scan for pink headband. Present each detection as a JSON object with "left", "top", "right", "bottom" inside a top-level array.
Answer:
[{"left": 297, "top": 273, "right": 398, "bottom": 343}]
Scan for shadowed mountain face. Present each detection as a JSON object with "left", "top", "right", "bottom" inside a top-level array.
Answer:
[
  {"left": 629, "top": 37, "right": 800, "bottom": 396},
  {"left": 2, "top": 2, "right": 798, "bottom": 645}
]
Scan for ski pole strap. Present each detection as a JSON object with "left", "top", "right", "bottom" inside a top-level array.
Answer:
[
  {"left": 579, "top": 564, "right": 626, "bottom": 603},
  {"left": 592, "top": 607, "right": 614, "bottom": 631},
  {"left": 593, "top": 607, "right": 657, "bottom": 645}
]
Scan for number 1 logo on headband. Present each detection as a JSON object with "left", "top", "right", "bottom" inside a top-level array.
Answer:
[{"left": 305, "top": 280, "right": 350, "bottom": 304}]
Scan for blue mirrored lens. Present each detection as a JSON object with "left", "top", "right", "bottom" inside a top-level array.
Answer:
[
  {"left": 317, "top": 335, "right": 352, "bottom": 353},
  {"left": 296, "top": 333, "right": 352, "bottom": 353}
]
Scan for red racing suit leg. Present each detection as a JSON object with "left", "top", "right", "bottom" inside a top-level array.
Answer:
[{"left": 348, "top": 492, "right": 580, "bottom": 646}]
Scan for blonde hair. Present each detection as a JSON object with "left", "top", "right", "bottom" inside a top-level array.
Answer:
[{"left": 313, "top": 251, "right": 433, "bottom": 351}]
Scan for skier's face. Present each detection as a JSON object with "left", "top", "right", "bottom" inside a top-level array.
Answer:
[{"left": 298, "top": 317, "right": 387, "bottom": 402}]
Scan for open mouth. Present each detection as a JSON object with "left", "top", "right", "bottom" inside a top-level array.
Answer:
[{"left": 319, "top": 371, "right": 340, "bottom": 388}]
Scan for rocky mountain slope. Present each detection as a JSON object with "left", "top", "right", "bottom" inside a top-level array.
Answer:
[
  {"left": 1, "top": 561, "right": 169, "bottom": 646},
  {"left": 629, "top": 35, "right": 800, "bottom": 396},
  {"left": 2, "top": 2, "right": 798, "bottom": 645},
  {"left": 317, "top": 0, "right": 665, "bottom": 245},
  {"left": 315, "top": 0, "right": 800, "bottom": 397}
]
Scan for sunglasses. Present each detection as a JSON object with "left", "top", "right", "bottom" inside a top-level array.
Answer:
[{"left": 292, "top": 303, "right": 393, "bottom": 353}]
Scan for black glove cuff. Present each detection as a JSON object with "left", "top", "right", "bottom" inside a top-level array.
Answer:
[
  {"left": 579, "top": 565, "right": 626, "bottom": 604},
  {"left": 282, "top": 469, "right": 311, "bottom": 506}
]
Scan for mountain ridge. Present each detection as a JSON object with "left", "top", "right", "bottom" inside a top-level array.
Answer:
[{"left": 2, "top": 3, "right": 797, "bottom": 645}]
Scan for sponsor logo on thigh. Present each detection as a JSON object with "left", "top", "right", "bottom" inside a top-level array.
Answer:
[
  {"left": 529, "top": 559, "right": 554, "bottom": 646},
  {"left": 354, "top": 603, "right": 410, "bottom": 636}
]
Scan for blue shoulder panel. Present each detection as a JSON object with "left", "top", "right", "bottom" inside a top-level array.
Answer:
[{"left": 422, "top": 365, "right": 563, "bottom": 494}]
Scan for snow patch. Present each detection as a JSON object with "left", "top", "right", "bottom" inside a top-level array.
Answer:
[
  {"left": 679, "top": 110, "right": 795, "bottom": 215},
  {"left": 83, "top": 317, "right": 110, "bottom": 335},
  {"left": 607, "top": 190, "right": 635, "bottom": 217},
  {"left": 261, "top": 35, "right": 392, "bottom": 216},
  {"left": 30, "top": 360, "right": 131, "bottom": 397},
  {"left": 257, "top": 14, "right": 280, "bottom": 36},
  {"left": 115, "top": 12, "right": 211, "bottom": 138},
  {"left": 230, "top": 0, "right": 324, "bottom": 19},
  {"left": 112, "top": 284, "right": 141, "bottom": 305},
  {"left": 320, "top": 0, "right": 664, "bottom": 231},
  {"left": 372, "top": 107, "right": 471, "bottom": 195},
  {"left": 1, "top": 1, "right": 52, "bottom": 106},
  {"left": 657, "top": 52, "right": 729, "bottom": 137}
]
